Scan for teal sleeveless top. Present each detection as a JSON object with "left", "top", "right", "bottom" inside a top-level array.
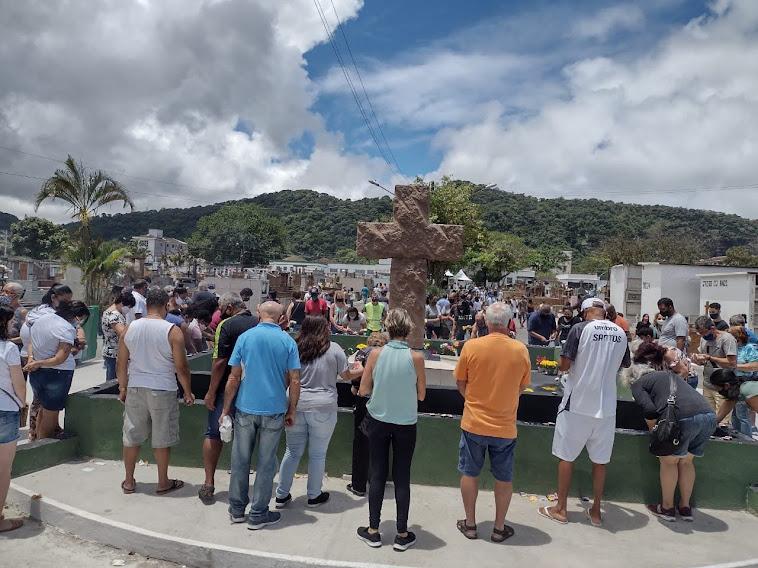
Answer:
[{"left": 367, "top": 340, "right": 418, "bottom": 425}]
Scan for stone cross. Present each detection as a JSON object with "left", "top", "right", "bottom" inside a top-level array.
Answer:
[{"left": 357, "top": 184, "right": 464, "bottom": 349}]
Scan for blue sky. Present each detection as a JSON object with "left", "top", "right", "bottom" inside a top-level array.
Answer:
[
  {"left": 304, "top": 0, "right": 709, "bottom": 178},
  {"left": 2, "top": 0, "right": 757, "bottom": 220}
]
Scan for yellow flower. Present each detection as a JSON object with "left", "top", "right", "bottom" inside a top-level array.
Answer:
[{"left": 356, "top": 343, "right": 367, "bottom": 350}]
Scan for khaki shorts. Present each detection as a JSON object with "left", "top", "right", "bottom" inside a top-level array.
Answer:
[{"left": 123, "top": 387, "right": 180, "bottom": 448}]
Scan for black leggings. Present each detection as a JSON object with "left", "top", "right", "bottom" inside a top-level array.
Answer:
[
  {"left": 367, "top": 416, "right": 417, "bottom": 533},
  {"left": 351, "top": 396, "right": 370, "bottom": 492}
]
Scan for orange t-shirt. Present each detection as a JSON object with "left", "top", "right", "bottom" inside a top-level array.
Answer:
[{"left": 454, "top": 333, "right": 531, "bottom": 439}]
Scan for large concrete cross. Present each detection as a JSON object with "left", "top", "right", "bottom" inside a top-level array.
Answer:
[{"left": 357, "top": 184, "right": 464, "bottom": 348}]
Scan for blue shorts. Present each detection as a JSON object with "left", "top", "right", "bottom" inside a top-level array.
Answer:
[
  {"left": 29, "top": 368, "right": 74, "bottom": 411},
  {"left": 458, "top": 430, "right": 517, "bottom": 482},
  {"left": 0, "top": 411, "right": 20, "bottom": 444},
  {"left": 675, "top": 412, "right": 717, "bottom": 457},
  {"left": 205, "top": 389, "right": 225, "bottom": 440}
]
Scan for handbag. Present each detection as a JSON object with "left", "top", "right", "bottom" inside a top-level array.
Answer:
[
  {"left": 649, "top": 373, "right": 681, "bottom": 456},
  {"left": 0, "top": 386, "right": 28, "bottom": 428}
]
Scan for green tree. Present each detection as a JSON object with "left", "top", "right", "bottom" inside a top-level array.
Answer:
[
  {"left": 723, "top": 245, "right": 758, "bottom": 267},
  {"left": 66, "top": 240, "right": 129, "bottom": 305},
  {"left": 36, "top": 155, "right": 133, "bottom": 265},
  {"left": 573, "top": 252, "right": 613, "bottom": 277},
  {"left": 334, "top": 248, "right": 371, "bottom": 264},
  {"left": 10, "top": 216, "right": 69, "bottom": 259},
  {"left": 471, "top": 231, "right": 533, "bottom": 283},
  {"left": 529, "top": 248, "right": 567, "bottom": 274},
  {"left": 187, "top": 203, "right": 286, "bottom": 267}
]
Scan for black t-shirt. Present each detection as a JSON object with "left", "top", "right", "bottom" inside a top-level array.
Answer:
[
  {"left": 216, "top": 311, "right": 259, "bottom": 387},
  {"left": 631, "top": 370, "right": 713, "bottom": 420},
  {"left": 290, "top": 301, "right": 306, "bottom": 324},
  {"left": 714, "top": 319, "right": 730, "bottom": 332},
  {"left": 558, "top": 315, "right": 581, "bottom": 342}
]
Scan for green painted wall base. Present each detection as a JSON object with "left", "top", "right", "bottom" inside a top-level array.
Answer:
[
  {"left": 748, "top": 484, "right": 758, "bottom": 516},
  {"left": 63, "top": 390, "right": 758, "bottom": 510},
  {"left": 12, "top": 436, "right": 80, "bottom": 477}
]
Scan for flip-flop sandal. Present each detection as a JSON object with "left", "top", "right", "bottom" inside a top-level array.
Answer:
[
  {"left": 156, "top": 479, "right": 184, "bottom": 495},
  {"left": 0, "top": 518, "right": 24, "bottom": 533},
  {"left": 198, "top": 484, "right": 215, "bottom": 504},
  {"left": 538, "top": 506, "right": 568, "bottom": 525},
  {"left": 456, "top": 519, "right": 478, "bottom": 539},
  {"left": 585, "top": 508, "right": 602, "bottom": 527},
  {"left": 491, "top": 525, "right": 515, "bottom": 543},
  {"left": 121, "top": 480, "right": 136, "bottom": 494}
]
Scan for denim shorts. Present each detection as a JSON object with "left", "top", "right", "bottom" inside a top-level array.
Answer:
[
  {"left": 0, "top": 410, "right": 20, "bottom": 444},
  {"left": 458, "top": 430, "right": 517, "bottom": 482},
  {"left": 104, "top": 356, "right": 117, "bottom": 381},
  {"left": 29, "top": 368, "right": 75, "bottom": 411},
  {"left": 205, "top": 389, "right": 225, "bottom": 440},
  {"left": 676, "top": 412, "right": 717, "bottom": 457}
]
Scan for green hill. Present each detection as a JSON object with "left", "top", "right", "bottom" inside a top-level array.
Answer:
[
  {"left": 0, "top": 211, "right": 19, "bottom": 233},
  {"left": 64, "top": 186, "right": 757, "bottom": 261}
]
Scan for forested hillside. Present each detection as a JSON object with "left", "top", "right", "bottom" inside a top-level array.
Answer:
[
  {"left": 59, "top": 186, "right": 757, "bottom": 261},
  {"left": 0, "top": 211, "right": 19, "bottom": 233}
]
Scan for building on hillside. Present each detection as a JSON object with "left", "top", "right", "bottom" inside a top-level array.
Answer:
[
  {"left": 610, "top": 262, "right": 758, "bottom": 326},
  {"left": 502, "top": 270, "right": 536, "bottom": 286},
  {"left": 131, "top": 229, "right": 188, "bottom": 272},
  {"left": 268, "top": 257, "right": 391, "bottom": 287}
]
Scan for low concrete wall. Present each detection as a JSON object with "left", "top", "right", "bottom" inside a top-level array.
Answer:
[
  {"left": 61, "top": 387, "right": 758, "bottom": 510},
  {"left": 11, "top": 436, "right": 80, "bottom": 477}
]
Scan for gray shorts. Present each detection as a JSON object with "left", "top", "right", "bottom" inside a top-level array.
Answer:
[{"left": 123, "top": 387, "right": 180, "bottom": 448}]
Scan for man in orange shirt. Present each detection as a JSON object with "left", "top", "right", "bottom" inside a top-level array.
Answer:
[{"left": 454, "top": 303, "right": 531, "bottom": 543}]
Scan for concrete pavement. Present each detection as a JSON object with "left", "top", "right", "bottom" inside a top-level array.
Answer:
[{"left": 8, "top": 460, "right": 758, "bottom": 568}]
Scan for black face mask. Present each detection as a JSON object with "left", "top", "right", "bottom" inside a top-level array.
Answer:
[{"left": 709, "top": 312, "right": 720, "bottom": 320}]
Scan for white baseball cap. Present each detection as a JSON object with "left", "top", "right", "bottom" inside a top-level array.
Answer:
[{"left": 581, "top": 297, "right": 606, "bottom": 312}]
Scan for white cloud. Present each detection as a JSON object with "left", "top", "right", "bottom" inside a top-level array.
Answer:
[
  {"left": 572, "top": 4, "right": 645, "bottom": 40},
  {"left": 427, "top": 0, "right": 758, "bottom": 217},
  {"left": 0, "top": 0, "right": 388, "bottom": 223}
]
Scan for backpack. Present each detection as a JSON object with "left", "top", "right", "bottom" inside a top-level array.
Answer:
[{"left": 649, "top": 373, "right": 681, "bottom": 456}]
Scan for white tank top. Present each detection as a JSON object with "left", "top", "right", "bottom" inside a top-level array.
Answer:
[{"left": 124, "top": 318, "right": 178, "bottom": 391}]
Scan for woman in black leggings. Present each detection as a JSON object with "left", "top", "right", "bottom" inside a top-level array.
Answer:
[{"left": 356, "top": 308, "right": 426, "bottom": 552}]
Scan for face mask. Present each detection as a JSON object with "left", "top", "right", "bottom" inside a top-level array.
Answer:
[
  {"left": 702, "top": 333, "right": 715, "bottom": 341},
  {"left": 709, "top": 312, "right": 719, "bottom": 320},
  {"left": 656, "top": 319, "right": 664, "bottom": 325}
]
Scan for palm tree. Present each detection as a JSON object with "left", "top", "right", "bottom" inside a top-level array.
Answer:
[
  {"left": 36, "top": 155, "right": 134, "bottom": 264},
  {"left": 66, "top": 240, "right": 130, "bottom": 305}
]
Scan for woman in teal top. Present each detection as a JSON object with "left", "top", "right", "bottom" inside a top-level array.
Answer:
[{"left": 357, "top": 308, "right": 426, "bottom": 551}]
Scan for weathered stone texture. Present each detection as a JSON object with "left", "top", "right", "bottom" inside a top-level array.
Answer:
[{"left": 355, "top": 184, "right": 464, "bottom": 349}]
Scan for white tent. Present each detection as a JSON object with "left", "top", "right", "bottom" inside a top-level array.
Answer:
[
  {"left": 444, "top": 270, "right": 455, "bottom": 277},
  {"left": 454, "top": 269, "right": 471, "bottom": 282}
]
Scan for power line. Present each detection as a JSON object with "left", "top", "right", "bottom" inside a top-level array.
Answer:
[
  {"left": 312, "top": 0, "right": 399, "bottom": 185},
  {"left": 327, "top": 0, "right": 402, "bottom": 175},
  {"left": 0, "top": 143, "right": 219, "bottom": 195}
]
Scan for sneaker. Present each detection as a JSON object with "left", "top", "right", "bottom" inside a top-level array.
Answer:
[
  {"left": 678, "top": 506, "right": 693, "bottom": 522},
  {"left": 647, "top": 504, "right": 676, "bottom": 522},
  {"left": 229, "top": 513, "right": 246, "bottom": 524},
  {"left": 307, "top": 492, "right": 330, "bottom": 507},
  {"left": 393, "top": 532, "right": 417, "bottom": 552},
  {"left": 248, "top": 511, "right": 282, "bottom": 530},
  {"left": 275, "top": 493, "right": 292, "bottom": 509},
  {"left": 713, "top": 426, "right": 730, "bottom": 438},
  {"left": 346, "top": 483, "right": 366, "bottom": 497},
  {"left": 357, "top": 526, "right": 382, "bottom": 548}
]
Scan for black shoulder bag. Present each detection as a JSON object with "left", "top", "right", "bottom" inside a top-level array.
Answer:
[{"left": 649, "top": 373, "right": 681, "bottom": 456}]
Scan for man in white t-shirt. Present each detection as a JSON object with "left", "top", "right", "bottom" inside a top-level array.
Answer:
[
  {"left": 126, "top": 280, "right": 148, "bottom": 325},
  {"left": 538, "top": 297, "right": 630, "bottom": 527}
]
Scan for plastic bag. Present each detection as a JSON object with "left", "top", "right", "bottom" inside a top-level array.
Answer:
[{"left": 220, "top": 415, "right": 234, "bottom": 443}]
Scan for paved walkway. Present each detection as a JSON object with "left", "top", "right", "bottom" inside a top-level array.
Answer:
[{"left": 8, "top": 460, "right": 758, "bottom": 568}]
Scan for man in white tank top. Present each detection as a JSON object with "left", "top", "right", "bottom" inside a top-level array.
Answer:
[{"left": 118, "top": 288, "right": 194, "bottom": 496}]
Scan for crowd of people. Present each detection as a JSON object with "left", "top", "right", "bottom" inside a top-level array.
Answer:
[{"left": 0, "top": 277, "right": 756, "bottom": 543}]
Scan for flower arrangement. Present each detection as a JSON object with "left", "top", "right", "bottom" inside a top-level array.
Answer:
[
  {"left": 537, "top": 357, "right": 559, "bottom": 375},
  {"left": 439, "top": 342, "right": 457, "bottom": 356},
  {"left": 356, "top": 343, "right": 367, "bottom": 350}
]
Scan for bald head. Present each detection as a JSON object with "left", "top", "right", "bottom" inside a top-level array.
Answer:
[{"left": 258, "top": 301, "right": 284, "bottom": 322}]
